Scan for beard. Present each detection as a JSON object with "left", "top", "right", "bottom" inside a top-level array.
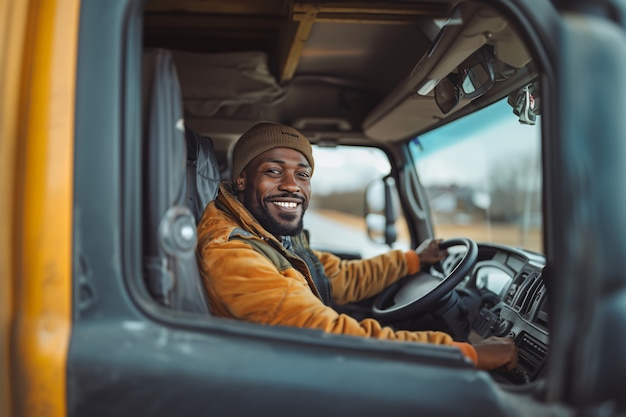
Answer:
[{"left": 242, "top": 191, "right": 305, "bottom": 237}]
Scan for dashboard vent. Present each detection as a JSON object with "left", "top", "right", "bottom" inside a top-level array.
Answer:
[
  {"left": 504, "top": 273, "right": 525, "bottom": 305},
  {"left": 535, "top": 296, "right": 548, "bottom": 328},
  {"left": 512, "top": 271, "right": 542, "bottom": 316}
]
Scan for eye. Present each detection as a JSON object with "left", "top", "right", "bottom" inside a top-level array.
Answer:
[
  {"left": 265, "top": 167, "right": 280, "bottom": 173},
  {"left": 296, "top": 171, "right": 311, "bottom": 179}
]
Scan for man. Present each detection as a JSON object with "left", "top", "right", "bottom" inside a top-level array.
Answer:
[{"left": 197, "top": 122, "right": 517, "bottom": 371}]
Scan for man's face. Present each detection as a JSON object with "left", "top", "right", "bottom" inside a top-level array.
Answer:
[{"left": 236, "top": 148, "right": 312, "bottom": 238}]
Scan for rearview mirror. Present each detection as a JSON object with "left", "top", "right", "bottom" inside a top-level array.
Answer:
[
  {"left": 458, "top": 46, "right": 495, "bottom": 99},
  {"left": 435, "top": 74, "right": 461, "bottom": 114},
  {"left": 508, "top": 82, "right": 541, "bottom": 125},
  {"left": 435, "top": 46, "right": 496, "bottom": 114}
]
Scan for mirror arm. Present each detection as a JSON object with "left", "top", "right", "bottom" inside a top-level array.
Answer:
[{"left": 384, "top": 177, "right": 398, "bottom": 246}]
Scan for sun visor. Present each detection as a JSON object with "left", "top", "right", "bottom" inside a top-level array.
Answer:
[{"left": 363, "top": 4, "right": 531, "bottom": 141}]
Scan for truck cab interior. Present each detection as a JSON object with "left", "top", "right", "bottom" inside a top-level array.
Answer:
[{"left": 140, "top": 0, "right": 546, "bottom": 385}]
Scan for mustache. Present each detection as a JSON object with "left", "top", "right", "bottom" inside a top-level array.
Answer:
[{"left": 265, "top": 193, "right": 306, "bottom": 204}]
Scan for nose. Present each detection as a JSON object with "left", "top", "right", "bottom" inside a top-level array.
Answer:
[{"left": 278, "top": 173, "right": 301, "bottom": 193}]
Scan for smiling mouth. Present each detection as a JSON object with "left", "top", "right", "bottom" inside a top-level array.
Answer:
[{"left": 272, "top": 201, "right": 299, "bottom": 209}]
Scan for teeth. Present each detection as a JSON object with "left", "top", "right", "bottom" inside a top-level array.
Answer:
[{"left": 273, "top": 201, "right": 298, "bottom": 209}]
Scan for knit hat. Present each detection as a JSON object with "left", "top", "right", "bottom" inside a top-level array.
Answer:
[{"left": 230, "top": 122, "right": 315, "bottom": 181}]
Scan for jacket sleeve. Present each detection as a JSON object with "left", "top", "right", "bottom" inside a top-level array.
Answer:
[
  {"left": 198, "top": 239, "right": 477, "bottom": 365},
  {"left": 314, "top": 249, "right": 420, "bottom": 305}
]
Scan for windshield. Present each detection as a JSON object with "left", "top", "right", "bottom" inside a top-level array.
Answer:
[{"left": 410, "top": 98, "right": 543, "bottom": 253}]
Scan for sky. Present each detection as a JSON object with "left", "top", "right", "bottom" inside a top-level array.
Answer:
[
  {"left": 412, "top": 99, "right": 541, "bottom": 188},
  {"left": 311, "top": 146, "right": 391, "bottom": 195}
]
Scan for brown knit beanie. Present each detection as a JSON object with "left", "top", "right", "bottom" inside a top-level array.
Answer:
[{"left": 230, "top": 122, "right": 315, "bottom": 181}]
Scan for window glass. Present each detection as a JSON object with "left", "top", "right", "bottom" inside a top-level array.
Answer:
[
  {"left": 304, "top": 146, "right": 410, "bottom": 258},
  {"left": 410, "top": 98, "right": 543, "bottom": 252}
]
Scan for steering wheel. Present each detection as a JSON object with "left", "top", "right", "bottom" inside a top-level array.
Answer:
[{"left": 372, "top": 238, "right": 478, "bottom": 321}]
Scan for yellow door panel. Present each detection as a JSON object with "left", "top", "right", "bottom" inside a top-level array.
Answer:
[{"left": 1, "top": 1, "right": 80, "bottom": 416}]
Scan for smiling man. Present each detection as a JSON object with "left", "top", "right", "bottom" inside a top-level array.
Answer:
[{"left": 196, "top": 122, "right": 517, "bottom": 371}]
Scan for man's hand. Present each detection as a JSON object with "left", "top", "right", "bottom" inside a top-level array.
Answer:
[
  {"left": 473, "top": 336, "right": 519, "bottom": 371},
  {"left": 416, "top": 238, "right": 448, "bottom": 266}
]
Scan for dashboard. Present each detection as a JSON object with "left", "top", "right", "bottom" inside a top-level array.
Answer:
[
  {"left": 337, "top": 240, "right": 549, "bottom": 385},
  {"left": 466, "top": 243, "right": 548, "bottom": 383}
]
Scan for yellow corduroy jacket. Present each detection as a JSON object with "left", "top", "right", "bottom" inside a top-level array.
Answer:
[{"left": 196, "top": 183, "right": 477, "bottom": 365}]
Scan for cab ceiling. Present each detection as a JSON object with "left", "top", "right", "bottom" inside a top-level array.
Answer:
[{"left": 144, "top": 0, "right": 453, "bottom": 83}]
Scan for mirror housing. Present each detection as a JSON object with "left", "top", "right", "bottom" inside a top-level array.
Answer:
[
  {"left": 435, "top": 74, "right": 461, "bottom": 115},
  {"left": 435, "top": 46, "right": 496, "bottom": 114},
  {"left": 365, "top": 176, "right": 399, "bottom": 247},
  {"left": 508, "top": 82, "right": 541, "bottom": 125},
  {"left": 458, "top": 46, "right": 496, "bottom": 99}
]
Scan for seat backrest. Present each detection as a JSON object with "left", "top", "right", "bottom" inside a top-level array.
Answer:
[
  {"left": 184, "top": 127, "right": 221, "bottom": 223},
  {"left": 142, "top": 48, "right": 219, "bottom": 313}
]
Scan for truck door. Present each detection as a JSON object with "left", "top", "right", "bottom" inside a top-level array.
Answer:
[{"left": 544, "top": 1, "right": 626, "bottom": 412}]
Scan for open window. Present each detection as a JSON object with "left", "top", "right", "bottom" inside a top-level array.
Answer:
[{"left": 306, "top": 145, "right": 410, "bottom": 259}]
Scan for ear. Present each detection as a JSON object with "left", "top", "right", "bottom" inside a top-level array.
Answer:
[{"left": 235, "top": 174, "right": 245, "bottom": 191}]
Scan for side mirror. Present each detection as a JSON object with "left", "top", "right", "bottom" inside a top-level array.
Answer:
[{"left": 364, "top": 176, "right": 399, "bottom": 247}]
